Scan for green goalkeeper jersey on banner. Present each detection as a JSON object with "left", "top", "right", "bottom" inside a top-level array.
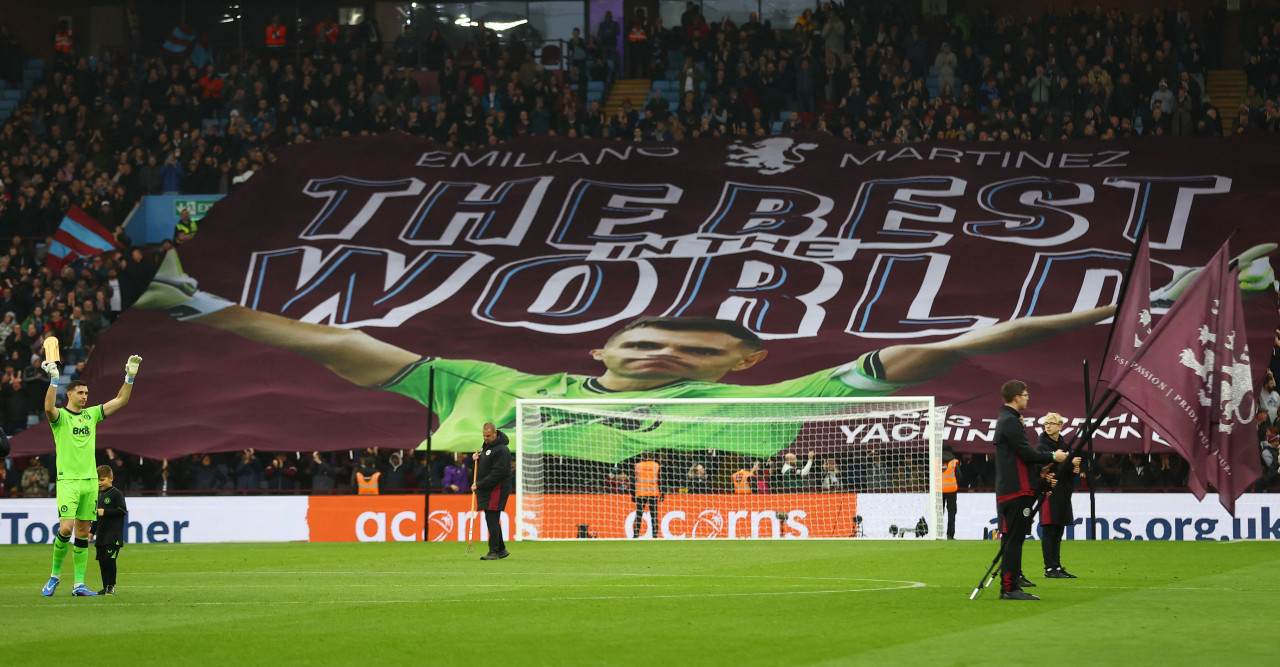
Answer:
[
  {"left": 382, "top": 354, "right": 909, "bottom": 462},
  {"left": 49, "top": 406, "right": 105, "bottom": 479}
]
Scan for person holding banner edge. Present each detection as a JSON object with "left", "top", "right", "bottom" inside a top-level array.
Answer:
[
  {"left": 1038, "top": 412, "right": 1081, "bottom": 579},
  {"left": 994, "top": 381, "right": 1067, "bottom": 601}
]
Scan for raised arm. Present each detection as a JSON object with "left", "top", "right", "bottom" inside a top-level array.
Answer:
[
  {"left": 876, "top": 306, "right": 1116, "bottom": 385},
  {"left": 103, "top": 355, "right": 142, "bottom": 417},
  {"left": 41, "top": 360, "right": 60, "bottom": 423}
]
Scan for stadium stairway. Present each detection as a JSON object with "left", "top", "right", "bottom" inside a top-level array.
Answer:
[
  {"left": 605, "top": 79, "right": 651, "bottom": 115},
  {"left": 1205, "top": 69, "right": 1246, "bottom": 135}
]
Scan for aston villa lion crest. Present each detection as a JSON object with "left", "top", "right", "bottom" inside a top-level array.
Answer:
[
  {"left": 1176, "top": 300, "right": 1255, "bottom": 433},
  {"left": 725, "top": 137, "right": 818, "bottom": 175}
]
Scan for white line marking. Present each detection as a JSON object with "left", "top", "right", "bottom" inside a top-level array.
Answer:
[
  {"left": 4, "top": 585, "right": 926, "bottom": 607},
  {"left": 0, "top": 573, "right": 926, "bottom": 605}
]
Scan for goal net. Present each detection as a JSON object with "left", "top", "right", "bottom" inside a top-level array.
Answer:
[{"left": 515, "top": 397, "right": 945, "bottom": 540}]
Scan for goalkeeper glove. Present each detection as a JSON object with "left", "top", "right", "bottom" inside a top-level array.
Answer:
[
  {"left": 41, "top": 360, "right": 59, "bottom": 381},
  {"left": 1151, "top": 243, "right": 1277, "bottom": 308},
  {"left": 133, "top": 250, "right": 234, "bottom": 321},
  {"left": 125, "top": 355, "right": 142, "bottom": 384}
]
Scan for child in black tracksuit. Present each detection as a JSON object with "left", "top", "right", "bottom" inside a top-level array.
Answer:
[{"left": 91, "top": 464, "right": 128, "bottom": 595}]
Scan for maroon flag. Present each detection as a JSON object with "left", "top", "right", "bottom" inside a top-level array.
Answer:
[
  {"left": 1101, "top": 231, "right": 1153, "bottom": 387},
  {"left": 1111, "top": 241, "right": 1263, "bottom": 514}
]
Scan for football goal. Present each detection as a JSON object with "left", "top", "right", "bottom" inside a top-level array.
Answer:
[{"left": 515, "top": 397, "right": 945, "bottom": 540}]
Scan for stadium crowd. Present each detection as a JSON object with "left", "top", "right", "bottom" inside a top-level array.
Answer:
[{"left": 1, "top": 1, "right": 1279, "bottom": 496}]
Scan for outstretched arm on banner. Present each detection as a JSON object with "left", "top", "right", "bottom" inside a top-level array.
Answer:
[
  {"left": 195, "top": 305, "right": 419, "bottom": 387},
  {"left": 881, "top": 306, "right": 1116, "bottom": 385}
]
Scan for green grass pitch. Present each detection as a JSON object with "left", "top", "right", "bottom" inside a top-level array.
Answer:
[{"left": 2, "top": 540, "right": 1273, "bottom": 665}]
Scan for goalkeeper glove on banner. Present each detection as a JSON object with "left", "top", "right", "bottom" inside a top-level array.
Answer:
[{"left": 1151, "top": 243, "right": 1277, "bottom": 308}]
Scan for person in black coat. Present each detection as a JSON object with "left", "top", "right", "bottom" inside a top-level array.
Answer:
[
  {"left": 1037, "top": 412, "right": 1081, "bottom": 579},
  {"left": 90, "top": 465, "right": 128, "bottom": 595},
  {"left": 993, "top": 380, "right": 1066, "bottom": 601},
  {"left": 473, "top": 422, "right": 513, "bottom": 560}
]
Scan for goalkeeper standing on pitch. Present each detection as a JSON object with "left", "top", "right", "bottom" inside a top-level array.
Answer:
[{"left": 40, "top": 351, "right": 142, "bottom": 597}]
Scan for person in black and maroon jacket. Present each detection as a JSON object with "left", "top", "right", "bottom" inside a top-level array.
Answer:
[
  {"left": 1038, "top": 411, "right": 1082, "bottom": 579},
  {"left": 994, "top": 380, "right": 1066, "bottom": 601},
  {"left": 472, "top": 422, "right": 513, "bottom": 560}
]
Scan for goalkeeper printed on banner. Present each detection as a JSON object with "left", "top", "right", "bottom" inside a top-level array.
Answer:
[{"left": 131, "top": 245, "right": 1276, "bottom": 460}]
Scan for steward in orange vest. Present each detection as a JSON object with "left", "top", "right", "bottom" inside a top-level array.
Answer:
[
  {"left": 55, "top": 24, "right": 74, "bottom": 67},
  {"left": 632, "top": 454, "right": 662, "bottom": 538},
  {"left": 266, "top": 16, "right": 287, "bottom": 48},
  {"left": 940, "top": 444, "right": 958, "bottom": 539},
  {"left": 941, "top": 459, "right": 958, "bottom": 493},
  {"left": 355, "top": 455, "right": 381, "bottom": 494},
  {"left": 627, "top": 17, "right": 651, "bottom": 77},
  {"left": 356, "top": 471, "right": 381, "bottom": 494},
  {"left": 733, "top": 461, "right": 760, "bottom": 493}
]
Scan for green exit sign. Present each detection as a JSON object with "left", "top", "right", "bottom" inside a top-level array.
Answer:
[{"left": 174, "top": 199, "right": 218, "bottom": 220}]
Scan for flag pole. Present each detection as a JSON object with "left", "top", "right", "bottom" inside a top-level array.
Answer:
[
  {"left": 1082, "top": 360, "right": 1098, "bottom": 540},
  {"left": 1092, "top": 218, "right": 1150, "bottom": 399},
  {"left": 423, "top": 366, "right": 434, "bottom": 541}
]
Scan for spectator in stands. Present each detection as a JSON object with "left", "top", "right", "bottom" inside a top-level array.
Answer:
[
  {"left": 1120, "top": 454, "right": 1158, "bottom": 487},
  {"left": 160, "top": 154, "right": 182, "bottom": 194},
  {"left": 1259, "top": 370, "right": 1278, "bottom": 425},
  {"left": 821, "top": 458, "right": 842, "bottom": 491},
  {"left": 1154, "top": 452, "right": 1187, "bottom": 488},
  {"left": 234, "top": 448, "right": 262, "bottom": 490},
  {"left": 21, "top": 456, "right": 49, "bottom": 496},
  {"left": 381, "top": 450, "right": 408, "bottom": 493},
  {"left": 304, "top": 451, "right": 337, "bottom": 492},
  {"left": 597, "top": 11, "right": 621, "bottom": 76},
  {"left": 442, "top": 453, "right": 470, "bottom": 493},
  {"left": 153, "top": 459, "right": 175, "bottom": 495},
  {"left": 605, "top": 467, "right": 630, "bottom": 494},
  {"left": 264, "top": 452, "right": 298, "bottom": 490},
  {"left": 686, "top": 463, "right": 710, "bottom": 493},
  {"left": 191, "top": 454, "right": 230, "bottom": 491},
  {"left": 778, "top": 451, "right": 814, "bottom": 492}
]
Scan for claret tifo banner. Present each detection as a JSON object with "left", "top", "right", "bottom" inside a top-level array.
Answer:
[{"left": 12, "top": 134, "right": 1279, "bottom": 459}]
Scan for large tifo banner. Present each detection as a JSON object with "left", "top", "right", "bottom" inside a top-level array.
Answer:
[
  {"left": 10, "top": 135, "right": 1279, "bottom": 459},
  {"left": 3, "top": 494, "right": 1277, "bottom": 543}
]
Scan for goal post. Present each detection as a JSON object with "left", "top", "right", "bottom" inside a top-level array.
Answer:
[{"left": 515, "top": 397, "right": 947, "bottom": 540}]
